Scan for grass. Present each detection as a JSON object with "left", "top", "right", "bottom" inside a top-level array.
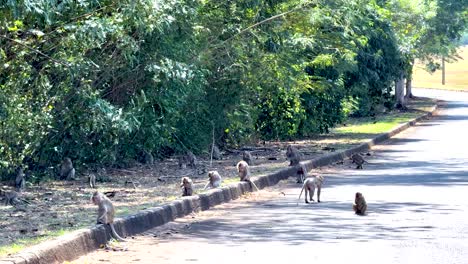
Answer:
[
  {"left": 413, "top": 45, "right": 468, "bottom": 90},
  {"left": 0, "top": 229, "right": 68, "bottom": 257},
  {"left": 324, "top": 96, "right": 436, "bottom": 150}
]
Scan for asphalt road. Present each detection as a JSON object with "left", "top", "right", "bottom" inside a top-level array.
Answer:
[{"left": 73, "top": 88, "right": 468, "bottom": 264}]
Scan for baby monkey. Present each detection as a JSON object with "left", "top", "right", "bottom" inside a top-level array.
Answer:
[
  {"left": 91, "top": 191, "right": 126, "bottom": 242},
  {"left": 204, "top": 171, "right": 222, "bottom": 190},
  {"left": 296, "top": 164, "right": 308, "bottom": 184},
  {"left": 180, "top": 177, "right": 193, "bottom": 196},
  {"left": 353, "top": 192, "right": 367, "bottom": 215},
  {"left": 298, "top": 174, "right": 324, "bottom": 203}
]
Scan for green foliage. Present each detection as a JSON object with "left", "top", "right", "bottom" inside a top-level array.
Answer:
[{"left": 0, "top": 0, "right": 465, "bottom": 178}]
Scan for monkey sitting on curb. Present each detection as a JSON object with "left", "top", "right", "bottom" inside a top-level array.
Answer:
[
  {"left": 91, "top": 191, "right": 126, "bottom": 242},
  {"left": 236, "top": 160, "right": 259, "bottom": 191},
  {"left": 180, "top": 177, "right": 193, "bottom": 196},
  {"left": 204, "top": 171, "right": 222, "bottom": 190}
]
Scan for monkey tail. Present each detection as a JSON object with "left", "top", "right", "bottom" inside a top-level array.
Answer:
[
  {"left": 109, "top": 224, "right": 126, "bottom": 242},
  {"left": 298, "top": 184, "right": 306, "bottom": 200},
  {"left": 249, "top": 180, "right": 260, "bottom": 192}
]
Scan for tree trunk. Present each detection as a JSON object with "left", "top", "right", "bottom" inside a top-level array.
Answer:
[
  {"left": 395, "top": 75, "right": 405, "bottom": 109},
  {"left": 405, "top": 60, "right": 414, "bottom": 99},
  {"left": 405, "top": 77, "right": 413, "bottom": 99},
  {"left": 442, "top": 56, "right": 446, "bottom": 85}
]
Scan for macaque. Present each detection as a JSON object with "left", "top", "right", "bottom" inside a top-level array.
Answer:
[
  {"left": 91, "top": 191, "right": 126, "bottom": 242},
  {"left": 180, "top": 177, "right": 193, "bottom": 196},
  {"left": 178, "top": 151, "right": 197, "bottom": 169},
  {"left": 298, "top": 175, "right": 324, "bottom": 203},
  {"left": 353, "top": 192, "right": 367, "bottom": 215},
  {"left": 89, "top": 174, "right": 96, "bottom": 188},
  {"left": 242, "top": 151, "right": 253, "bottom": 165},
  {"left": 187, "top": 151, "right": 197, "bottom": 168},
  {"left": 204, "top": 171, "right": 222, "bottom": 190},
  {"left": 60, "top": 157, "right": 76, "bottom": 180},
  {"left": 296, "top": 164, "right": 307, "bottom": 184},
  {"left": 15, "top": 167, "right": 25, "bottom": 192},
  {"left": 286, "top": 145, "right": 301, "bottom": 166},
  {"left": 351, "top": 154, "right": 366, "bottom": 169},
  {"left": 236, "top": 160, "right": 259, "bottom": 191},
  {"left": 211, "top": 145, "right": 221, "bottom": 160},
  {"left": 1, "top": 189, "right": 19, "bottom": 206},
  {"left": 143, "top": 150, "right": 154, "bottom": 165}
]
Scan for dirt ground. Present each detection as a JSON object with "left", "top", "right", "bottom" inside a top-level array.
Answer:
[{"left": 0, "top": 97, "right": 436, "bottom": 256}]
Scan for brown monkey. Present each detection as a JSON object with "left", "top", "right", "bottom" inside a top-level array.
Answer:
[
  {"left": 204, "top": 171, "right": 222, "bottom": 190},
  {"left": 353, "top": 192, "right": 367, "bottom": 215},
  {"left": 178, "top": 155, "right": 187, "bottom": 169},
  {"left": 187, "top": 151, "right": 197, "bottom": 168},
  {"left": 143, "top": 150, "right": 154, "bottom": 165},
  {"left": 15, "top": 167, "right": 25, "bottom": 192},
  {"left": 236, "top": 160, "right": 259, "bottom": 191},
  {"left": 298, "top": 175, "right": 324, "bottom": 203},
  {"left": 91, "top": 191, "right": 126, "bottom": 241},
  {"left": 180, "top": 177, "right": 193, "bottom": 196},
  {"left": 60, "top": 157, "right": 76, "bottom": 180},
  {"left": 1, "top": 189, "right": 19, "bottom": 205},
  {"left": 351, "top": 153, "right": 366, "bottom": 169},
  {"left": 178, "top": 151, "right": 197, "bottom": 169},
  {"left": 286, "top": 145, "right": 301, "bottom": 166},
  {"left": 296, "top": 164, "right": 308, "bottom": 184},
  {"left": 89, "top": 174, "right": 96, "bottom": 188},
  {"left": 211, "top": 145, "right": 222, "bottom": 160},
  {"left": 242, "top": 151, "right": 253, "bottom": 165}
]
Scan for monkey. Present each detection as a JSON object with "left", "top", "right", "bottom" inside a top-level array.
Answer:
[
  {"left": 91, "top": 191, "right": 126, "bottom": 242},
  {"left": 353, "top": 192, "right": 367, "bottom": 215},
  {"left": 187, "top": 151, "right": 197, "bottom": 168},
  {"left": 351, "top": 153, "right": 366, "bottom": 169},
  {"left": 286, "top": 145, "right": 301, "bottom": 166},
  {"left": 0, "top": 189, "right": 19, "bottom": 206},
  {"left": 236, "top": 160, "right": 259, "bottom": 191},
  {"left": 180, "top": 177, "right": 193, "bottom": 196},
  {"left": 15, "top": 167, "right": 25, "bottom": 192},
  {"left": 89, "top": 174, "right": 96, "bottom": 188},
  {"left": 204, "top": 171, "right": 222, "bottom": 190},
  {"left": 178, "top": 151, "right": 197, "bottom": 169},
  {"left": 242, "top": 151, "right": 253, "bottom": 165},
  {"left": 296, "top": 164, "right": 308, "bottom": 184},
  {"left": 178, "top": 155, "right": 187, "bottom": 169},
  {"left": 142, "top": 150, "right": 154, "bottom": 165},
  {"left": 211, "top": 145, "right": 221, "bottom": 160},
  {"left": 298, "top": 174, "right": 324, "bottom": 203},
  {"left": 60, "top": 157, "right": 76, "bottom": 180}
]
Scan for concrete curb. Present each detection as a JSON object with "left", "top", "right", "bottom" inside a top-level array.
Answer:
[{"left": 0, "top": 104, "right": 438, "bottom": 264}]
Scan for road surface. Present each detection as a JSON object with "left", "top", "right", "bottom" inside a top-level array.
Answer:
[{"left": 73, "top": 88, "right": 468, "bottom": 264}]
